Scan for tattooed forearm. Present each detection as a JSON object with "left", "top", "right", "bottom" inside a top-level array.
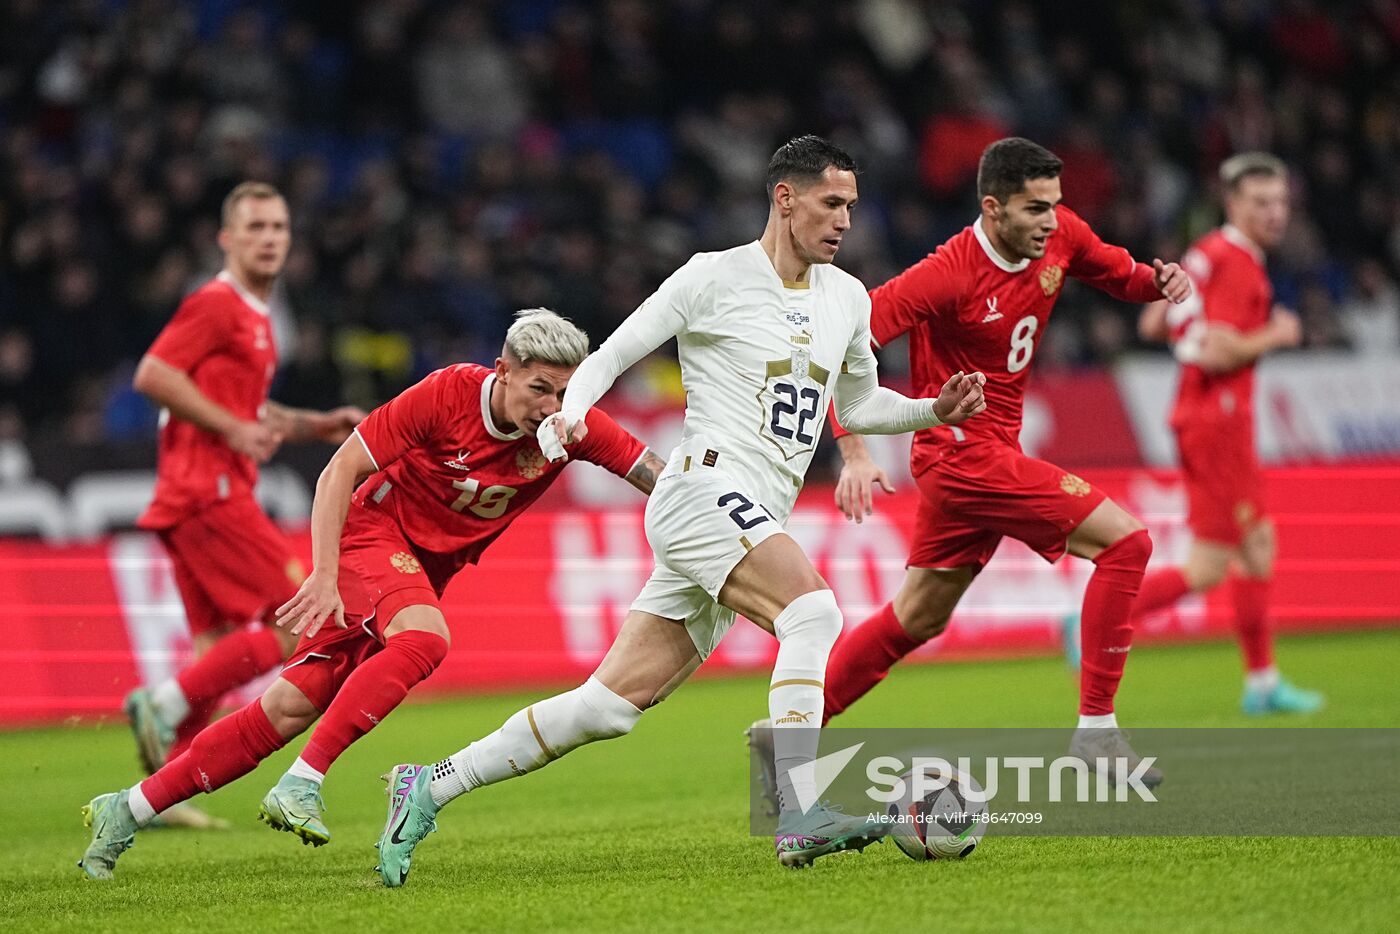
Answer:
[{"left": 625, "top": 449, "right": 667, "bottom": 496}]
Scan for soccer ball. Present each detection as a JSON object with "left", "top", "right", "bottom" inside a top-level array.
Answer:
[{"left": 887, "top": 762, "right": 988, "bottom": 860}]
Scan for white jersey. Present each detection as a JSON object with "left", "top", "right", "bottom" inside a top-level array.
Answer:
[{"left": 558, "top": 240, "right": 941, "bottom": 517}]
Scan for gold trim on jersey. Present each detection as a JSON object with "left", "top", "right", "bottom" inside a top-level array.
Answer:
[{"left": 781, "top": 278, "right": 810, "bottom": 290}]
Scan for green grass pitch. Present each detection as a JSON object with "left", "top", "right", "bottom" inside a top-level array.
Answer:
[{"left": 3, "top": 628, "right": 1397, "bottom": 933}]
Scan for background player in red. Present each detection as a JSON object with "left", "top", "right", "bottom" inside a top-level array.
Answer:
[
  {"left": 80, "top": 310, "right": 665, "bottom": 879},
  {"left": 124, "top": 182, "right": 364, "bottom": 825},
  {"left": 818, "top": 138, "right": 1190, "bottom": 781},
  {"left": 1113, "top": 153, "right": 1322, "bottom": 715}
]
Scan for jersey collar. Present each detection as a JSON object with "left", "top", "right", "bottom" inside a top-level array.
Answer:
[
  {"left": 216, "top": 270, "right": 272, "bottom": 316},
  {"left": 973, "top": 217, "right": 1030, "bottom": 273},
  {"left": 480, "top": 373, "right": 525, "bottom": 441},
  {"left": 1220, "top": 224, "right": 1265, "bottom": 265}
]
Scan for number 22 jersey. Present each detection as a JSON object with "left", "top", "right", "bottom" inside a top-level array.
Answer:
[
  {"left": 351, "top": 363, "right": 645, "bottom": 591},
  {"left": 869, "top": 206, "right": 1164, "bottom": 475}
]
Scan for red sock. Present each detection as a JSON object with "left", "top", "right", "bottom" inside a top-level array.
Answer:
[
  {"left": 1230, "top": 576, "right": 1274, "bottom": 671},
  {"left": 1079, "top": 529, "right": 1152, "bottom": 716},
  {"left": 298, "top": 630, "right": 448, "bottom": 774},
  {"left": 166, "top": 697, "right": 216, "bottom": 762},
  {"left": 175, "top": 627, "right": 286, "bottom": 709},
  {"left": 1131, "top": 567, "right": 1190, "bottom": 621},
  {"left": 140, "top": 700, "right": 286, "bottom": 813},
  {"left": 823, "top": 603, "right": 923, "bottom": 725}
]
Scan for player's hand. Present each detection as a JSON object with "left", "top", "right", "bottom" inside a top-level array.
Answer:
[
  {"left": 274, "top": 568, "right": 346, "bottom": 639},
  {"left": 318, "top": 405, "right": 369, "bottom": 443},
  {"left": 226, "top": 419, "right": 281, "bottom": 463},
  {"left": 1153, "top": 259, "right": 1192, "bottom": 303},
  {"left": 835, "top": 455, "right": 895, "bottom": 523},
  {"left": 538, "top": 412, "right": 587, "bottom": 463},
  {"left": 1138, "top": 300, "right": 1171, "bottom": 342},
  {"left": 1270, "top": 305, "right": 1303, "bottom": 348},
  {"left": 932, "top": 370, "right": 987, "bottom": 426}
]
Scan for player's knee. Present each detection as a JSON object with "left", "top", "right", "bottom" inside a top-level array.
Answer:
[
  {"left": 773, "top": 588, "right": 843, "bottom": 650},
  {"left": 1100, "top": 527, "right": 1153, "bottom": 570},
  {"left": 904, "top": 610, "right": 952, "bottom": 642},
  {"left": 261, "top": 681, "right": 320, "bottom": 737},
  {"left": 540, "top": 676, "right": 644, "bottom": 757}
]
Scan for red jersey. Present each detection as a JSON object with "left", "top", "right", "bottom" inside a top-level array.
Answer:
[
  {"left": 350, "top": 363, "right": 645, "bottom": 592},
  {"left": 1167, "top": 225, "right": 1271, "bottom": 429},
  {"left": 867, "top": 207, "right": 1162, "bottom": 475},
  {"left": 138, "top": 272, "right": 278, "bottom": 530}
]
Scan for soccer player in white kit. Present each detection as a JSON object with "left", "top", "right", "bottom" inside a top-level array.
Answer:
[{"left": 373, "top": 136, "right": 987, "bottom": 883}]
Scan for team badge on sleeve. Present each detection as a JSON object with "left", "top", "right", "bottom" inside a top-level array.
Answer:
[{"left": 1059, "top": 473, "right": 1091, "bottom": 497}]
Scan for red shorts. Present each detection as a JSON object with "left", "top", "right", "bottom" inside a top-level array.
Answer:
[
  {"left": 908, "top": 442, "right": 1106, "bottom": 570},
  {"left": 159, "top": 496, "right": 305, "bottom": 635},
  {"left": 280, "top": 516, "right": 441, "bottom": 711},
  {"left": 1176, "top": 419, "right": 1264, "bottom": 547}
]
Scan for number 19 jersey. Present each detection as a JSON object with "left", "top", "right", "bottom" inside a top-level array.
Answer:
[{"left": 869, "top": 207, "right": 1163, "bottom": 474}]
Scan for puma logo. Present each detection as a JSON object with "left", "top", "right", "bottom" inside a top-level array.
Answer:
[{"left": 774, "top": 709, "right": 814, "bottom": 725}]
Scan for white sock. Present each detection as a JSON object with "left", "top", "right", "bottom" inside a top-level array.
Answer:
[
  {"left": 286, "top": 757, "right": 325, "bottom": 785},
  {"left": 768, "top": 590, "right": 843, "bottom": 815},
  {"left": 1245, "top": 665, "right": 1280, "bottom": 694},
  {"left": 435, "top": 676, "right": 641, "bottom": 807},
  {"left": 1077, "top": 713, "right": 1118, "bottom": 730},
  {"left": 150, "top": 679, "right": 189, "bottom": 727},
  {"left": 127, "top": 784, "right": 157, "bottom": 826}
]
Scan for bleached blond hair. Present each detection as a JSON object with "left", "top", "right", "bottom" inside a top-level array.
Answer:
[
  {"left": 502, "top": 308, "right": 590, "bottom": 369},
  {"left": 1220, "top": 152, "right": 1287, "bottom": 192}
]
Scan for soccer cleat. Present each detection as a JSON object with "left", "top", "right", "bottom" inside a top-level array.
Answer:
[
  {"left": 375, "top": 764, "right": 439, "bottom": 888},
  {"left": 774, "top": 803, "right": 887, "bottom": 868},
  {"left": 1242, "top": 680, "right": 1325, "bottom": 716},
  {"left": 1069, "top": 727, "right": 1164, "bottom": 789},
  {"left": 124, "top": 687, "right": 175, "bottom": 775},
  {"left": 258, "top": 775, "right": 331, "bottom": 846},
  {"left": 1060, "top": 611, "right": 1082, "bottom": 672},
  {"left": 745, "top": 718, "right": 781, "bottom": 818},
  {"left": 78, "top": 790, "right": 138, "bottom": 880},
  {"left": 148, "top": 801, "right": 231, "bottom": 831}
]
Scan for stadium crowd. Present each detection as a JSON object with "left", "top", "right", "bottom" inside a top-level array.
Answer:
[{"left": 2, "top": 0, "right": 1399, "bottom": 444}]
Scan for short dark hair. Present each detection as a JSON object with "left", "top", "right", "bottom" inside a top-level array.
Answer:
[
  {"left": 766, "top": 135, "right": 858, "bottom": 198},
  {"left": 976, "top": 138, "right": 1063, "bottom": 203}
]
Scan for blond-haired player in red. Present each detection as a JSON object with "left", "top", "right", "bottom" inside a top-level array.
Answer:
[
  {"left": 811, "top": 138, "right": 1191, "bottom": 786},
  {"left": 1115, "top": 153, "right": 1322, "bottom": 715},
  {"left": 124, "top": 183, "right": 364, "bottom": 824},
  {"left": 80, "top": 309, "right": 664, "bottom": 879}
]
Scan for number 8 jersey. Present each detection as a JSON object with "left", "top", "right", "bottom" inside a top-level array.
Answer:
[{"left": 868, "top": 206, "right": 1164, "bottom": 474}]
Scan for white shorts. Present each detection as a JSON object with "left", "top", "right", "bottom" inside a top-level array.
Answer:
[{"left": 631, "top": 450, "right": 787, "bottom": 659}]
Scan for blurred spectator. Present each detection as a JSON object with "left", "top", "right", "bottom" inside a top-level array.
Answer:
[{"left": 0, "top": 0, "right": 1395, "bottom": 448}]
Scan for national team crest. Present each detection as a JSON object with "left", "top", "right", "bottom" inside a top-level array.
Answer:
[
  {"left": 1059, "top": 473, "right": 1091, "bottom": 497},
  {"left": 791, "top": 348, "right": 811, "bottom": 381},
  {"left": 390, "top": 551, "right": 423, "bottom": 574},
  {"left": 517, "top": 447, "right": 547, "bottom": 480},
  {"left": 1040, "top": 264, "right": 1064, "bottom": 296}
]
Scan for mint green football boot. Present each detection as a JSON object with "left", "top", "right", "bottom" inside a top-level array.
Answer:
[
  {"left": 258, "top": 775, "right": 331, "bottom": 846},
  {"left": 774, "top": 803, "right": 887, "bottom": 868},
  {"left": 78, "top": 790, "right": 139, "bottom": 880},
  {"left": 124, "top": 687, "right": 175, "bottom": 775},
  {"left": 375, "top": 764, "right": 439, "bottom": 888}
]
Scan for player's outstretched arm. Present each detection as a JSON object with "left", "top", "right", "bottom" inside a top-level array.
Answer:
[
  {"left": 834, "top": 434, "right": 895, "bottom": 523},
  {"left": 1194, "top": 307, "right": 1302, "bottom": 374},
  {"left": 274, "top": 435, "right": 376, "bottom": 638},
  {"left": 1139, "top": 300, "right": 1171, "bottom": 343},
  {"left": 134, "top": 353, "right": 281, "bottom": 462},
  {"left": 623, "top": 449, "right": 667, "bottom": 495},
  {"left": 263, "top": 401, "right": 368, "bottom": 445},
  {"left": 833, "top": 366, "right": 985, "bottom": 434}
]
